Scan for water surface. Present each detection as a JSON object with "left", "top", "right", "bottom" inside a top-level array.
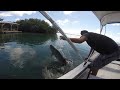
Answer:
[{"left": 0, "top": 33, "right": 90, "bottom": 79}]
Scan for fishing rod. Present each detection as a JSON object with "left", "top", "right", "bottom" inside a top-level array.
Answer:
[{"left": 39, "top": 11, "right": 83, "bottom": 60}]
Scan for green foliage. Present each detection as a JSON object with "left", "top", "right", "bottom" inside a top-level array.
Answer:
[{"left": 16, "top": 18, "right": 57, "bottom": 34}]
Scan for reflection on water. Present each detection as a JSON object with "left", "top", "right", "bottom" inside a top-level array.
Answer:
[
  {"left": 0, "top": 33, "right": 90, "bottom": 79},
  {"left": 10, "top": 47, "right": 36, "bottom": 68}
]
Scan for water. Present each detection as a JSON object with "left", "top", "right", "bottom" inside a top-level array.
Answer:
[{"left": 0, "top": 33, "right": 90, "bottom": 79}]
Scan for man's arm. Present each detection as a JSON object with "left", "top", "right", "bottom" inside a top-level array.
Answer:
[{"left": 60, "top": 35, "right": 87, "bottom": 43}]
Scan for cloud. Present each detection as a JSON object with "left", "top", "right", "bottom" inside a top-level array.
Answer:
[
  {"left": 0, "top": 12, "right": 12, "bottom": 17},
  {"left": 72, "top": 21, "right": 80, "bottom": 24},
  {"left": 15, "top": 18, "right": 20, "bottom": 21},
  {"left": 56, "top": 19, "right": 69, "bottom": 25},
  {"left": 95, "top": 28, "right": 100, "bottom": 33},
  {"left": 45, "top": 11, "right": 51, "bottom": 13},
  {"left": 111, "top": 23, "right": 120, "bottom": 26},
  {"left": 105, "top": 32, "right": 120, "bottom": 43},
  {"left": 117, "top": 33, "right": 120, "bottom": 35},
  {"left": 57, "top": 28, "right": 81, "bottom": 38},
  {"left": 44, "top": 19, "right": 52, "bottom": 26},
  {"left": 0, "top": 11, "right": 37, "bottom": 17},
  {"left": 63, "top": 11, "right": 75, "bottom": 15}
]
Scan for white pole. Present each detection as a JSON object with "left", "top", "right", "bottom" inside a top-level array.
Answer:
[
  {"left": 100, "top": 23, "right": 103, "bottom": 34},
  {"left": 39, "top": 11, "right": 83, "bottom": 60}
]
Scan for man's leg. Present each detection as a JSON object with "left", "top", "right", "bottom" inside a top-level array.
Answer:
[
  {"left": 90, "top": 68, "right": 99, "bottom": 76},
  {"left": 88, "top": 51, "right": 120, "bottom": 76},
  {"left": 87, "top": 54, "right": 102, "bottom": 76},
  {"left": 86, "top": 68, "right": 99, "bottom": 79}
]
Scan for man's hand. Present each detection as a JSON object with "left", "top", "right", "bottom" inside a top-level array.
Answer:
[{"left": 60, "top": 36, "right": 66, "bottom": 40}]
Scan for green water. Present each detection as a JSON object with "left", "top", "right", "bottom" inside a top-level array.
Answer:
[{"left": 0, "top": 33, "right": 90, "bottom": 79}]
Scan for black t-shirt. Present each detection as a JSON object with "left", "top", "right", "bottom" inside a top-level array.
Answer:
[{"left": 83, "top": 32, "right": 119, "bottom": 55}]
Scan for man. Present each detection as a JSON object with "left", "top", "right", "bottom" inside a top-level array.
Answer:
[{"left": 60, "top": 30, "right": 120, "bottom": 76}]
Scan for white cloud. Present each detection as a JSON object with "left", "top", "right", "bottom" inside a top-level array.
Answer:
[
  {"left": 15, "top": 18, "right": 20, "bottom": 21},
  {"left": 95, "top": 28, "right": 100, "bottom": 33},
  {"left": 57, "top": 28, "right": 81, "bottom": 38},
  {"left": 105, "top": 32, "right": 120, "bottom": 43},
  {"left": 63, "top": 11, "right": 75, "bottom": 15},
  {"left": 56, "top": 19, "right": 69, "bottom": 25},
  {"left": 111, "top": 23, "right": 120, "bottom": 26},
  {"left": 72, "top": 20, "right": 80, "bottom": 24},
  {"left": 0, "top": 11, "right": 37, "bottom": 17},
  {"left": 0, "top": 12, "right": 12, "bottom": 17},
  {"left": 44, "top": 19, "right": 52, "bottom": 26},
  {"left": 117, "top": 33, "right": 120, "bottom": 35},
  {"left": 45, "top": 11, "right": 51, "bottom": 13}
]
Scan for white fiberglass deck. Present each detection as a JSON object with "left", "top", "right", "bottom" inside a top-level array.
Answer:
[
  {"left": 90, "top": 61, "right": 120, "bottom": 79},
  {"left": 58, "top": 51, "right": 120, "bottom": 79}
]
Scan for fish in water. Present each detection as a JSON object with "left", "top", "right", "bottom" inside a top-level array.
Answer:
[
  {"left": 50, "top": 45, "right": 73, "bottom": 66},
  {"left": 42, "top": 60, "right": 73, "bottom": 79},
  {"left": 50, "top": 45, "right": 67, "bottom": 65},
  {"left": 42, "top": 45, "right": 73, "bottom": 79}
]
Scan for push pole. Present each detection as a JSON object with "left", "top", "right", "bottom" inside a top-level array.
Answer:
[{"left": 39, "top": 11, "right": 83, "bottom": 60}]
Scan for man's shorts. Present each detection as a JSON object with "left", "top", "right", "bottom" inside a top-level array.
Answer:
[{"left": 88, "top": 50, "right": 120, "bottom": 70}]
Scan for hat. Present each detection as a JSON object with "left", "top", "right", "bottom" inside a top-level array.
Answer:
[{"left": 81, "top": 30, "right": 88, "bottom": 35}]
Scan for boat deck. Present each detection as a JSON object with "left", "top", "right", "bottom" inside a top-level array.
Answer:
[
  {"left": 58, "top": 51, "right": 120, "bottom": 79},
  {"left": 89, "top": 61, "right": 120, "bottom": 79}
]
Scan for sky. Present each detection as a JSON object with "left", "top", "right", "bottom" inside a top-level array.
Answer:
[{"left": 0, "top": 11, "right": 120, "bottom": 43}]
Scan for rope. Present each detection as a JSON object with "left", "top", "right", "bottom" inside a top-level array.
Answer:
[
  {"left": 104, "top": 25, "right": 106, "bottom": 35},
  {"left": 100, "top": 23, "right": 103, "bottom": 34}
]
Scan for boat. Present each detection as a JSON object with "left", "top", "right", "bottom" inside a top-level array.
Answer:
[
  {"left": 38, "top": 11, "right": 120, "bottom": 79},
  {"left": 56, "top": 11, "right": 120, "bottom": 79}
]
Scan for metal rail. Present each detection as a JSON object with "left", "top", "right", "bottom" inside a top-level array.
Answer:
[{"left": 39, "top": 11, "right": 83, "bottom": 60}]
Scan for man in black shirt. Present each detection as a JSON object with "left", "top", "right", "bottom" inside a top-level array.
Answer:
[{"left": 60, "top": 30, "right": 120, "bottom": 76}]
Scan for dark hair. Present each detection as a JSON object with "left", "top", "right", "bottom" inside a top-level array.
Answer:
[{"left": 81, "top": 30, "right": 88, "bottom": 35}]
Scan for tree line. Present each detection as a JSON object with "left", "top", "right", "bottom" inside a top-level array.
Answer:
[{"left": 16, "top": 18, "right": 57, "bottom": 34}]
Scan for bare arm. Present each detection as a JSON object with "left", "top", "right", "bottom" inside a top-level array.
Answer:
[
  {"left": 69, "top": 36, "right": 87, "bottom": 43},
  {"left": 60, "top": 35, "right": 87, "bottom": 43}
]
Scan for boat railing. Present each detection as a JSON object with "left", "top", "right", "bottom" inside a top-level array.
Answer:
[{"left": 58, "top": 51, "right": 100, "bottom": 79}]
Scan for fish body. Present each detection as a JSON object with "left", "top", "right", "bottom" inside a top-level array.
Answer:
[{"left": 50, "top": 45, "right": 67, "bottom": 65}]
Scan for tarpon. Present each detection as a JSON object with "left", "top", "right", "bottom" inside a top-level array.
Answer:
[
  {"left": 41, "top": 45, "right": 74, "bottom": 79},
  {"left": 50, "top": 45, "right": 68, "bottom": 65}
]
